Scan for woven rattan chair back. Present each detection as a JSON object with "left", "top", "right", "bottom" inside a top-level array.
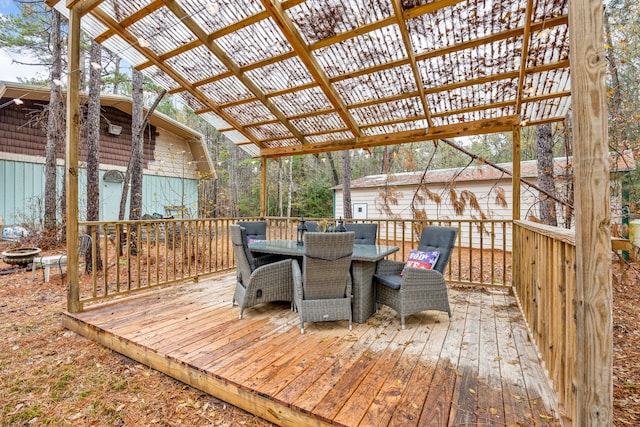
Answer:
[
  {"left": 236, "top": 221, "right": 267, "bottom": 241},
  {"left": 302, "top": 232, "right": 354, "bottom": 299},
  {"left": 417, "top": 226, "right": 458, "bottom": 274},
  {"left": 344, "top": 223, "right": 377, "bottom": 245},
  {"left": 230, "top": 225, "right": 255, "bottom": 283}
]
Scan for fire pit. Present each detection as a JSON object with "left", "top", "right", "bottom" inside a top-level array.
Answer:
[{"left": 1, "top": 247, "right": 41, "bottom": 267}]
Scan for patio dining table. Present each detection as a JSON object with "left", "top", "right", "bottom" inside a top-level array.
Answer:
[{"left": 249, "top": 239, "right": 399, "bottom": 323}]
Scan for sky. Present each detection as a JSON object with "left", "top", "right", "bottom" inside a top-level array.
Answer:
[{"left": 0, "top": 0, "right": 49, "bottom": 83}]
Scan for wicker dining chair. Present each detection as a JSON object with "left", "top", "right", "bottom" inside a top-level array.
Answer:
[
  {"left": 230, "top": 225, "right": 294, "bottom": 319},
  {"left": 374, "top": 226, "right": 458, "bottom": 328},
  {"left": 292, "top": 231, "right": 355, "bottom": 334}
]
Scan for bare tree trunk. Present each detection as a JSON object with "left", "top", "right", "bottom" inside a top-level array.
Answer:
[
  {"left": 118, "top": 76, "right": 166, "bottom": 222},
  {"left": 382, "top": 146, "right": 390, "bottom": 174},
  {"left": 128, "top": 70, "right": 144, "bottom": 222},
  {"left": 44, "top": 9, "right": 64, "bottom": 247},
  {"left": 562, "top": 117, "right": 574, "bottom": 228},
  {"left": 86, "top": 39, "right": 103, "bottom": 271},
  {"left": 536, "top": 123, "right": 557, "bottom": 226},
  {"left": 326, "top": 152, "right": 340, "bottom": 186},
  {"left": 113, "top": 55, "right": 121, "bottom": 95},
  {"left": 341, "top": 150, "right": 352, "bottom": 219}
]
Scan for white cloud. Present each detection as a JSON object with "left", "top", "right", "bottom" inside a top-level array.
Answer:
[{"left": 0, "top": 49, "right": 48, "bottom": 83}]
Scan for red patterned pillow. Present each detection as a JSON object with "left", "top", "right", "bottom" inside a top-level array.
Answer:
[{"left": 404, "top": 250, "right": 440, "bottom": 271}]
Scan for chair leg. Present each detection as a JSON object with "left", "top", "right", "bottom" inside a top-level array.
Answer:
[{"left": 401, "top": 316, "right": 406, "bottom": 330}]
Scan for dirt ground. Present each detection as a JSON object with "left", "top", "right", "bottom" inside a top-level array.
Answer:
[
  {"left": 0, "top": 255, "right": 638, "bottom": 426},
  {"left": 0, "top": 260, "right": 274, "bottom": 426}
]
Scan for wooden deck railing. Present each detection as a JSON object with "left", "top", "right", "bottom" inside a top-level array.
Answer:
[
  {"left": 72, "top": 217, "right": 512, "bottom": 309},
  {"left": 264, "top": 217, "right": 512, "bottom": 288},
  {"left": 512, "top": 220, "right": 577, "bottom": 423}
]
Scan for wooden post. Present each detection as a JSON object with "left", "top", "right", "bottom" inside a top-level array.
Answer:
[
  {"left": 569, "top": 0, "right": 612, "bottom": 425},
  {"left": 511, "top": 125, "right": 521, "bottom": 294},
  {"left": 512, "top": 125, "right": 521, "bottom": 221},
  {"left": 260, "top": 156, "right": 267, "bottom": 217},
  {"left": 66, "top": 6, "right": 81, "bottom": 313}
]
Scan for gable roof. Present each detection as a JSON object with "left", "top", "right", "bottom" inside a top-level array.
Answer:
[
  {"left": 50, "top": 0, "right": 572, "bottom": 159},
  {"left": 341, "top": 150, "right": 637, "bottom": 189},
  {"left": 0, "top": 82, "right": 214, "bottom": 175}
]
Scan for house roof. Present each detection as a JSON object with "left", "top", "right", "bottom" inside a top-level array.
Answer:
[
  {"left": 50, "top": 0, "right": 572, "bottom": 159},
  {"left": 0, "top": 82, "right": 214, "bottom": 175},
  {"left": 340, "top": 150, "right": 637, "bottom": 189}
]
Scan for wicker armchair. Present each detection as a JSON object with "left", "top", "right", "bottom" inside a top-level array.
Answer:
[
  {"left": 230, "top": 225, "right": 293, "bottom": 319},
  {"left": 344, "top": 223, "right": 378, "bottom": 244},
  {"left": 374, "top": 226, "right": 458, "bottom": 328},
  {"left": 292, "top": 232, "right": 355, "bottom": 334}
]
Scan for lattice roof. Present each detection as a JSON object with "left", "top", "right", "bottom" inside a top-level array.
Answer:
[{"left": 53, "top": 0, "right": 571, "bottom": 158}]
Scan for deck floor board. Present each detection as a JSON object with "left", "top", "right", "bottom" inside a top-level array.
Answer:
[{"left": 64, "top": 272, "right": 560, "bottom": 426}]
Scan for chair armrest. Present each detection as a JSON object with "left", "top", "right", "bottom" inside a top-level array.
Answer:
[
  {"left": 249, "top": 258, "right": 293, "bottom": 284},
  {"left": 376, "top": 259, "right": 405, "bottom": 275},
  {"left": 254, "top": 253, "right": 283, "bottom": 268},
  {"left": 292, "top": 260, "right": 303, "bottom": 301},
  {"left": 400, "top": 267, "right": 446, "bottom": 289}
]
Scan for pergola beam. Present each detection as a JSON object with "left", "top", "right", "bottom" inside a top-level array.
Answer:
[{"left": 260, "top": 116, "right": 518, "bottom": 158}]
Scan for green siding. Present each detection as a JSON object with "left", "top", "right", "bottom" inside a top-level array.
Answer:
[
  {"left": 143, "top": 174, "right": 199, "bottom": 218},
  {"left": 0, "top": 159, "right": 198, "bottom": 226}
]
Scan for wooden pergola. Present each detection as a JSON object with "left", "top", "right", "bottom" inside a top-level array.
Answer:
[{"left": 51, "top": 0, "right": 611, "bottom": 425}]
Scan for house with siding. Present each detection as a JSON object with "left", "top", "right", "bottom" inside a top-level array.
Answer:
[
  {"left": 334, "top": 152, "right": 635, "bottom": 249},
  {"left": 0, "top": 82, "right": 214, "bottom": 227}
]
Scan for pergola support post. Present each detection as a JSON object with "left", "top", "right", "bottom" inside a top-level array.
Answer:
[
  {"left": 512, "top": 124, "right": 521, "bottom": 221},
  {"left": 511, "top": 125, "right": 521, "bottom": 294},
  {"left": 569, "top": 0, "right": 612, "bottom": 425},
  {"left": 65, "top": 5, "right": 81, "bottom": 313},
  {"left": 260, "top": 157, "right": 267, "bottom": 217}
]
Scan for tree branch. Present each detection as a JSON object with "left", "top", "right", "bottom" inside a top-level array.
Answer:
[{"left": 439, "top": 137, "right": 574, "bottom": 212}]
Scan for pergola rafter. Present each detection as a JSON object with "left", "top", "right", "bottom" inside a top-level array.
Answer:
[
  {"left": 261, "top": 0, "right": 363, "bottom": 141},
  {"left": 85, "top": 5, "right": 268, "bottom": 148},
  {"left": 160, "top": 0, "right": 309, "bottom": 146}
]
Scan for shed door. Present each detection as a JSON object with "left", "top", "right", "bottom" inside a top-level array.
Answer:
[{"left": 353, "top": 203, "right": 368, "bottom": 219}]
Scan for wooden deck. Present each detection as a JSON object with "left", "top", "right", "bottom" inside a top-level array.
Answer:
[{"left": 62, "top": 272, "right": 561, "bottom": 426}]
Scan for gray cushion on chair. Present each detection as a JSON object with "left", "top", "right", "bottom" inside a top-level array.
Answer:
[
  {"left": 417, "top": 226, "right": 458, "bottom": 274},
  {"left": 236, "top": 221, "right": 267, "bottom": 241},
  {"left": 344, "top": 223, "right": 377, "bottom": 245},
  {"left": 375, "top": 274, "right": 402, "bottom": 290},
  {"left": 304, "top": 221, "right": 318, "bottom": 232}
]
